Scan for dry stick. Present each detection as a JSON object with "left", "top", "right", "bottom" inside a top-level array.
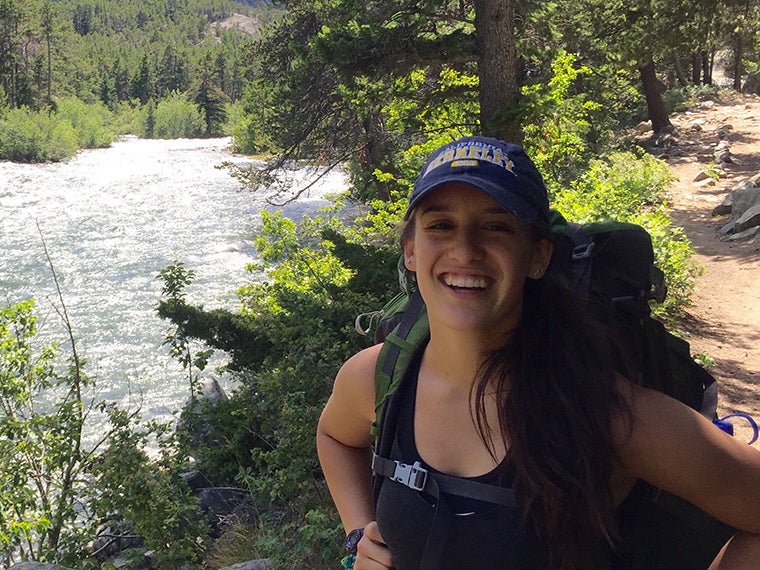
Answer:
[
  {"left": 35, "top": 225, "right": 147, "bottom": 550},
  {"left": 36, "top": 221, "right": 85, "bottom": 548}
]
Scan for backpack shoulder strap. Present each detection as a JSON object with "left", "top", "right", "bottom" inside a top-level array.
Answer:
[
  {"left": 371, "top": 289, "right": 428, "bottom": 438},
  {"left": 371, "top": 288, "right": 427, "bottom": 504}
]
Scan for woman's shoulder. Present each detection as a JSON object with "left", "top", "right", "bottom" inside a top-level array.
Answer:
[
  {"left": 338, "top": 343, "right": 383, "bottom": 381},
  {"left": 331, "top": 343, "right": 384, "bottom": 413}
]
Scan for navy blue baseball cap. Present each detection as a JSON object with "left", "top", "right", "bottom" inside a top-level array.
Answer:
[{"left": 405, "top": 136, "right": 550, "bottom": 225}]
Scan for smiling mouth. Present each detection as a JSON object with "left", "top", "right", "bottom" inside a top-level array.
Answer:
[{"left": 443, "top": 274, "right": 488, "bottom": 289}]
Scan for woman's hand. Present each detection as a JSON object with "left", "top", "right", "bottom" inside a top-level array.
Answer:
[{"left": 355, "top": 521, "right": 394, "bottom": 569}]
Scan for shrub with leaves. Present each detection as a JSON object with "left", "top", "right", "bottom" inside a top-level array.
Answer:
[
  {"left": 156, "top": 208, "right": 400, "bottom": 568},
  {"left": 0, "top": 294, "right": 211, "bottom": 568},
  {"left": 90, "top": 408, "right": 211, "bottom": 569},
  {"left": 0, "top": 106, "right": 78, "bottom": 162}
]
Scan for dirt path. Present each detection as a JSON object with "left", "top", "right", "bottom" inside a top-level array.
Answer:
[{"left": 656, "top": 92, "right": 760, "bottom": 445}]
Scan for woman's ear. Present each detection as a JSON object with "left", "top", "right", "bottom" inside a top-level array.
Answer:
[
  {"left": 529, "top": 238, "right": 554, "bottom": 280},
  {"left": 403, "top": 241, "right": 416, "bottom": 272}
]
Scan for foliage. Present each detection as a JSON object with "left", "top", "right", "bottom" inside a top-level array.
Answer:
[
  {"left": 157, "top": 261, "right": 212, "bottom": 395},
  {"left": 204, "top": 518, "right": 265, "bottom": 570},
  {"left": 0, "top": 285, "right": 210, "bottom": 567},
  {"left": 0, "top": 106, "right": 78, "bottom": 162},
  {"left": 0, "top": 299, "right": 85, "bottom": 565},
  {"left": 90, "top": 409, "right": 211, "bottom": 569},
  {"left": 0, "top": 0, "right": 267, "bottom": 160},
  {"left": 637, "top": 209, "right": 703, "bottom": 319},
  {"left": 553, "top": 150, "right": 673, "bottom": 218},
  {"left": 149, "top": 91, "right": 206, "bottom": 139},
  {"left": 54, "top": 96, "right": 114, "bottom": 148},
  {"left": 522, "top": 52, "right": 608, "bottom": 191},
  {"left": 662, "top": 83, "right": 720, "bottom": 114},
  {"left": 156, "top": 208, "right": 400, "bottom": 567}
]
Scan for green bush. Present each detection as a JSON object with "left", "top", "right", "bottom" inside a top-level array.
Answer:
[
  {"left": 522, "top": 52, "right": 605, "bottom": 190},
  {"left": 552, "top": 150, "right": 673, "bottom": 219},
  {"left": 662, "top": 84, "right": 721, "bottom": 114},
  {"left": 0, "top": 107, "right": 78, "bottom": 162},
  {"left": 110, "top": 100, "right": 144, "bottom": 135},
  {"left": 150, "top": 91, "right": 205, "bottom": 139},
  {"left": 0, "top": 298, "right": 211, "bottom": 567},
  {"left": 55, "top": 96, "right": 114, "bottom": 148},
  {"left": 91, "top": 410, "right": 211, "bottom": 569},
  {"left": 224, "top": 99, "right": 245, "bottom": 137},
  {"left": 156, "top": 210, "right": 401, "bottom": 568}
]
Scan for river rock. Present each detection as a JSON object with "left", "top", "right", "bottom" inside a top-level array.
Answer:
[
  {"left": 8, "top": 562, "right": 71, "bottom": 570},
  {"left": 218, "top": 560, "right": 272, "bottom": 570},
  {"left": 200, "top": 376, "right": 228, "bottom": 404}
]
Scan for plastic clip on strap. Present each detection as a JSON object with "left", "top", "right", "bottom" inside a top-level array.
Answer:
[
  {"left": 713, "top": 413, "right": 759, "bottom": 445},
  {"left": 392, "top": 460, "right": 428, "bottom": 491}
]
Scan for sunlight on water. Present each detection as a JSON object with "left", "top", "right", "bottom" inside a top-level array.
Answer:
[{"left": 0, "top": 136, "right": 348, "bottom": 439}]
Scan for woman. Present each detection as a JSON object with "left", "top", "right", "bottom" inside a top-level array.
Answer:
[{"left": 316, "top": 136, "right": 760, "bottom": 569}]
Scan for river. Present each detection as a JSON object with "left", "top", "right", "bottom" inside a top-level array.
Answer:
[{"left": 0, "top": 136, "right": 348, "bottom": 430}]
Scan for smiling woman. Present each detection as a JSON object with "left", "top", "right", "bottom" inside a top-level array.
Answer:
[
  {"left": 316, "top": 136, "right": 760, "bottom": 570},
  {"left": 404, "top": 183, "right": 552, "bottom": 342}
]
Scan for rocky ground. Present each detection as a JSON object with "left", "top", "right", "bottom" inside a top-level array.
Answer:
[{"left": 649, "top": 91, "right": 760, "bottom": 446}]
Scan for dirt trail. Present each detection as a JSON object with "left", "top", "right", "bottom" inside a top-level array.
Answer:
[{"left": 656, "top": 92, "right": 760, "bottom": 445}]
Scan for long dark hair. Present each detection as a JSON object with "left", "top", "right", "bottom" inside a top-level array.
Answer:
[
  {"left": 474, "top": 221, "right": 632, "bottom": 568},
  {"left": 402, "top": 216, "right": 632, "bottom": 568}
]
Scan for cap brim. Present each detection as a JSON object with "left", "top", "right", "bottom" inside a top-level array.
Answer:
[{"left": 404, "top": 176, "right": 540, "bottom": 224}]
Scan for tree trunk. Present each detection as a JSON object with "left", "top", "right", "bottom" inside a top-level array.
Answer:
[
  {"left": 733, "top": 34, "right": 743, "bottom": 91},
  {"left": 361, "top": 115, "right": 391, "bottom": 201},
  {"left": 474, "top": 0, "right": 522, "bottom": 144},
  {"left": 639, "top": 59, "right": 671, "bottom": 133},
  {"left": 691, "top": 52, "right": 701, "bottom": 85},
  {"left": 701, "top": 50, "right": 712, "bottom": 85},
  {"left": 672, "top": 52, "right": 687, "bottom": 87}
]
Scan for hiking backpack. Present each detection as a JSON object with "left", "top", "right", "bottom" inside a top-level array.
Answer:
[{"left": 355, "top": 211, "right": 737, "bottom": 569}]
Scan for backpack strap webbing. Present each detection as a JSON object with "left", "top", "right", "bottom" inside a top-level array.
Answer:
[
  {"left": 371, "top": 288, "right": 427, "bottom": 501},
  {"left": 371, "top": 454, "right": 517, "bottom": 507},
  {"left": 371, "top": 289, "right": 428, "bottom": 440}
]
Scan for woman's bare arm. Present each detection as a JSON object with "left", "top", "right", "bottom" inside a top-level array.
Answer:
[
  {"left": 617, "top": 384, "right": 760, "bottom": 533},
  {"left": 616, "top": 383, "right": 760, "bottom": 568},
  {"left": 317, "top": 343, "right": 396, "bottom": 570}
]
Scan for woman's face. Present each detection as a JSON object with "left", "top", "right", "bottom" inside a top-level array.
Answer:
[{"left": 404, "top": 183, "right": 553, "bottom": 338}]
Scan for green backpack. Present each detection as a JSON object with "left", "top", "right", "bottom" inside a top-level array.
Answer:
[{"left": 355, "top": 211, "right": 735, "bottom": 569}]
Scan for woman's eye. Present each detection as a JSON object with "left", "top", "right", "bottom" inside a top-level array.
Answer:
[
  {"left": 425, "top": 220, "right": 453, "bottom": 230},
  {"left": 485, "top": 223, "right": 513, "bottom": 232}
]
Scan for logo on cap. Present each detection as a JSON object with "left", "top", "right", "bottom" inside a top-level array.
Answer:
[{"left": 422, "top": 141, "right": 517, "bottom": 179}]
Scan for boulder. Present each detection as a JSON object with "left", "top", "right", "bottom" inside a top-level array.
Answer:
[
  {"left": 735, "top": 204, "right": 760, "bottom": 233},
  {"left": 218, "top": 560, "right": 273, "bottom": 570},
  {"left": 732, "top": 187, "right": 760, "bottom": 218},
  {"left": 713, "top": 185, "right": 760, "bottom": 218},
  {"left": 727, "top": 225, "right": 760, "bottom": 241},
  {"left": 8, "top": 562, "right": 71, "bottom": 570}
]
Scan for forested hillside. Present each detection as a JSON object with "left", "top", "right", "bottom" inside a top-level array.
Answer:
[{"left": 0, "top": 0, "right": 278, "bottom": 159}]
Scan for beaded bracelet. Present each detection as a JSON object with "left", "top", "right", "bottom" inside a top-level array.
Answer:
[{"left": 340, "top": 553, "right": 356, "bottom": 569}]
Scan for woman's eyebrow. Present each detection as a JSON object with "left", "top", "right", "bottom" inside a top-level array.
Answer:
[
  {"left": 418, "top": 203, "right": 452, "bottom": 215},
  {"left": 419, "top": 204, "right": 508, "bottom": 216}
]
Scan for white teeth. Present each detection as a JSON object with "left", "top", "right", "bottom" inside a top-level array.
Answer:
[{"left": 444, "top": 275, "right": 487, "bottom": 289}]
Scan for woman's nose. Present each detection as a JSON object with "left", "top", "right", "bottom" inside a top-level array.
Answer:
[{"left": 447, "top": 227, "right": 485, "bottom": 261}]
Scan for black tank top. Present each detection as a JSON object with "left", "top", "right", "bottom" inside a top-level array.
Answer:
[{"left": 374, "top": 353, "right": 547, "bottom": 569}]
